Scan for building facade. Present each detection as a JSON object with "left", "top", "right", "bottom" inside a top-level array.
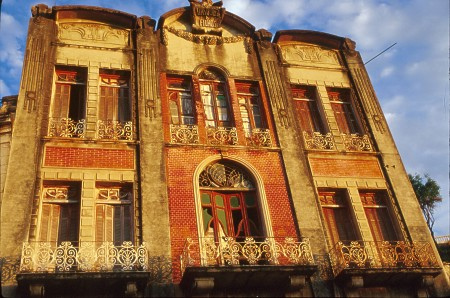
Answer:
[{"left": 0, "top": 1, "right": 449, "bottom": 297}]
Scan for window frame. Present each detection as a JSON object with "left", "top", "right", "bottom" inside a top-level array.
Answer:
[
  {"left": 291, "top": 85, "right": 326, "bottom": 134},
  {"left": 167, "top": 76, "right": 195, "bottom": 125},
  {"left": 199, "top": 76, "right": 233, "bottom": 128},
  {"left": 328, "top": 87, "right": 362, "bottom": 134},
  {"left": 99, "top": 71, "right": 132, "bottom": 123},
  {"left": 236, "top": 81, "right": 266, "bottom": 137}
]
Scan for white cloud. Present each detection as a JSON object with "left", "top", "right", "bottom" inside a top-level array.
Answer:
[{"left": 380, "top": 66, "right": 394, "bottom": 78}]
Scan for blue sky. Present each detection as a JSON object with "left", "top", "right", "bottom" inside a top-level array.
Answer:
[{"left": 1, "top": 0, "right": 448, "bottom": 236}]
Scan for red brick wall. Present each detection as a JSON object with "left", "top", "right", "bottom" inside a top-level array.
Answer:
[
  {"left": 44, "top": 146, "right": 134, "bottom": 169},
  {"left": 166, "top": 147, "right": 298, "bottom": 282},
  {"left": 309, "top": 157, "right": 383, "bottom": 178}
]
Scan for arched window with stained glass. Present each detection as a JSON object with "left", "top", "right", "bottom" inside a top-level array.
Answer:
[{"left": 198, "top": 161, "right": 263, "bottom": 240}]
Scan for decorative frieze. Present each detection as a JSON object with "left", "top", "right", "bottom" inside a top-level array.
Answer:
[
  {"left": 206, "top": 126, "right": 238, "bottom": 146},
  {"left": 280, "top": 45, "right": 341, "bottom": 67},
  {"left": 48, "top": 118, "right": 86, "bottom": 138},
  {"left": 341, "top": 133, "right": 372, "bottom": 152},
  {"left": 303, "top": 132, "right": 334, "bottom": 150},
  {"left": 170, "top": 124, "right": 199, "bottom": 144},
  {"left": 58, "top": 23, "right": 130, "bottom": 47}
]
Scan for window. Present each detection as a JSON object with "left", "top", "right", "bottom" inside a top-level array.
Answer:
[
  {"left": 52, "top": 67, "right": 86, "bottom": 121},
  {"left": 95, "top": 184, "right": 133, "bottom": 245},
  {"left": 319, "top": 189, "right": 358, "bottom": 245},
  {"left": 167, "top": 76, "right": 195, "bottom": 125},
  {"left": 199, "top": 69, "right": 232, "bottom": 128},
  {"left": 359, "top": 190, "right": 400, "bottom": 242},
  {"left": 99, "top": 70, "right": 131, "bottom": 122},
  {"left": 328, "top": 88, "right": 360, "bottom": 134},
  {"left": 236, "top": 81, "right": 265, "bottom": 137},
  {"left": 291, "top": 85, "right": 325, "bottom": 134},
  {"left": 199, "top": 162, "right": 262, "bottom": 240},
  {"left": 38, "top": 182, "right": 81, "bottom": 245}
]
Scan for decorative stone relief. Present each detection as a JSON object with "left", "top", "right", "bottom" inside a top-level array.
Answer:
[
  {"left": 189, "top": 0, "right": 225, "bottom": 36},
  {"left": 280, "top": 45, "right": 341, "bottom": 67},
  {"left": 163, "top": 26, "right": 247, "bottom": 46},
  {"left": 58, "top": 23, "right": 130, "bottom": 47}
]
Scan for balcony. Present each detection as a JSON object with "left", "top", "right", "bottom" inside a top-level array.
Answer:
[
  {"left": 206, "top": 126, "right": 238, "bottom": 146},
  {"left": 328, "top": 241, "right": 441, "bottom": 286},
  {"left": 302, "top": 131, "right": 334, "bottom": 150},
  {"left": 16, "top": 241, "right": 169, "bottom": 296},
  {"left": 48, "top": 118, "right": 86, "bottom": 138},
  {"left": 179, "top": 237, "right": 317, "bottom": 295},
  {"left": 170, "top": 124, "right": 199, "bottom": 144},
  {"left": 246, "top": 128, "right": 272, "bottom": 147},
  {"left": 97, "top": 120, "right": 134, "bottom": 141},
  {"left": 341, "top": 133, "right": 372, "bottom": 152}
]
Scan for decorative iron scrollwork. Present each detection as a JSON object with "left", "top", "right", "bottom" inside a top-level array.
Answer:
[
  {"left": 206, "top": 126, "right": 238, "bottom": 145},
  {"left": 170, "top": 124, "right": 199, "bottom": 144},
  {"left": 1, "top": 256, "right": 21, "bottom": 286},
  {"left": 303, "top": 132, "right": 334, "bottom": 150},
  {"left": 48, "top": 118, "right": 86, "bottom": 138},
  {"left": 199, "top": 162, "right": 254, "bottom": 189},
  {"left": 341, "top": 133, "right": 372, "bottom": 151},
  {"left": 246, "top": 129, "right": 272, "bottom": 147},
  {"left": 20, "top": 241, "right": 149, "bottom": 273},
  {"left": 180, "top": 237, "right": 315, "bottom": 274},
  {"left": 328, "top": 240, "right": 439, "bottom": 276},
  {"left": 97, "top": 120, "right": 133, "bottom": 140}
]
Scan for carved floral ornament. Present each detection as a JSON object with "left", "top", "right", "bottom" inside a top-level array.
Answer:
[
  {"left": 280, "top": 44, "right": 341, "bottom": 66},
  {"left": 58, "top": 22, "right": 130, "bottom": 47}
]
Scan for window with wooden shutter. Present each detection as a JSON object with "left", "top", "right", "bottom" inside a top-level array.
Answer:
[
  {"left": 360, "top": 191, "right": 400, "bottom": 242},
  {"left": 52, "top": 67, "right": 86, "bottom": 121},
  {"left": 38, "top": 182, "right": 81, "bottom": 245},
  {"left": 167, "top": 76, "right": 195, "bottom": 125},
  {"left": 291, "top": 85, "right": 325, "bottom": 134},
  {"left": 328, "top": 88, "right": 361, "bottom": 134},
  {"left": 236, "top": 81, "right": 266, "bottom": 137},
  {"left": 319, "top": 189, "right": 358, "bottom": 245},
  {"left": 96, "top": 184, "right": 133, "bottom": 245},
  {"left": 99, "top": 71, "right": 131, "bottom": 122}
]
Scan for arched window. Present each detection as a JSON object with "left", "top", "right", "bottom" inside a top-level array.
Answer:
[
  {"left": 198, "top": 161, "right": 263, "bottom": 240},
  {"left": 198, "top": 68, "right": 232, "bottom": 128}
]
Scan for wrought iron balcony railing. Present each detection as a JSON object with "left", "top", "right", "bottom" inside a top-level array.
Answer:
[
  {"left": 303, "top": 131, "right": 334, "bottom": 150},
  {"left": 341, "top": 133, "right": 372, "bottom": 151},
  {"left": 246, "top": 128, "right": 272, "bottom": 147},
  {"left": 20, "top": 241, "right": 148, "bottom": 273},
  {"left": 48, "top": 118, "right": 86, "bottom": 138},
  {"left": 328, "top": 240, "right": 440, "bottom": 276},
  {"left": 180, "top": 237, "right": 315, "bottom": 274},
  {"left": 206, "top": 126, "right": 238, "bottom": 145},
  {"left": 170, "top": 124, "right": 199, "bottom": 144},
  {"left": 97, "top": 120, "right": 134, "bottom": 141}
]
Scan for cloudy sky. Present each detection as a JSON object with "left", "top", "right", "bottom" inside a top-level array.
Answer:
[{"left": 1, "top": 0, "right": 448, "bottom": 236}]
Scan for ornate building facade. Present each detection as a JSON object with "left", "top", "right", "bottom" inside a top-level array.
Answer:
[{"left": 0, "top": 1, "right": 449, "bottom": 297}]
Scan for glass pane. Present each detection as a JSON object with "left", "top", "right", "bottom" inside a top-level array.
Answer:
[
  {"left": 230, "top": 196, "right": 240, "bottom": 207},
  {"left": 201, "top": 193, "right": 211, "bottom": 205},
  {"left": 215, "top": 195, "right": 224, "bottom": 207},
  {"left": 232, "top": 210, "right": 243, "bottom": 236},
  {"left": 245, "top": 194, "right": 255, "bottom": 207},
  {"left": 217, "top": 209, "right": 228, "bottom": 235},
  {"left": 218, "top": 108, "right": 228, "bottom": 121},
  {"left": 181, "top": 94, "right": 193, "bottom": 115},
  {"left": 169, "top": 101, "right": 179, "bottom": 124},
  {"left": 202, "top": 207, "right": 213, "bottom": 232}
]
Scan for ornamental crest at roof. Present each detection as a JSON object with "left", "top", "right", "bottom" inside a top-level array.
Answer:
[{"left": 189, "top": 0, "right": 225, "bottom": 36}]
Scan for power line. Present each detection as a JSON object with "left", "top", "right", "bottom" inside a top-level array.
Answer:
[{"left": 364, "top": 43, "right": 397, "bottom": 65}]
